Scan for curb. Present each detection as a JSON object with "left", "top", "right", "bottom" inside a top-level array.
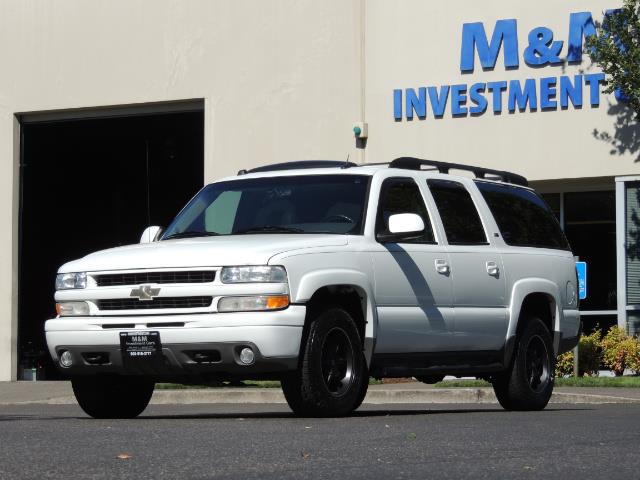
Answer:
[
  {"left": 551, "top": 392, "right": 640, "bottom": 404},
  {"left": 151, "top": 389, "right": 286, "bottom": 405},
  {"left": 4, "top": 387, "right": 640, "bottom": 406}
]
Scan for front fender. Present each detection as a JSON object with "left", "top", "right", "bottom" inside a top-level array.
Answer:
[{"left": 294, "top": 269, "right": 378, "bottom": 366}]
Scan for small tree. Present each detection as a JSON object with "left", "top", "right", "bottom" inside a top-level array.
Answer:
[{"left": 586, "top": 1, "right": 640, "bottom": 117}]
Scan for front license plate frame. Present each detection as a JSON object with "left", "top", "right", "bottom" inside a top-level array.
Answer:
[{"left": 119, "top": 331, "right": 162, "bottom": 361}]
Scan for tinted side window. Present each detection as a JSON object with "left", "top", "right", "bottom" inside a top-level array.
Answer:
[
  {"left": 427, "top": 179, "right": 487, "bottom": 245},
  {"left": 376, "top": 178, "right": 435, "bottom": 243},
  {"left": 476, "top": 181, "right": 570, "bottom": 250}
]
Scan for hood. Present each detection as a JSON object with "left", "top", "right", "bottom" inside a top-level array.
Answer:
[{"left": 59, "top": 234, "right": 349, "bottom": 273}]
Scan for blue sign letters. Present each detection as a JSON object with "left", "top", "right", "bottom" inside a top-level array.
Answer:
[
  {"left": 394, "top": 11, "right": 609, "bottom": 120},
  {"left": 567, "top": 12, "right": 597, "bottom": 62},
  {"left": 523, "top": 27, "right": 563, "bottom": 66},
  {"left": 460, "top": 19, "right": 519, "bottom": 71}
]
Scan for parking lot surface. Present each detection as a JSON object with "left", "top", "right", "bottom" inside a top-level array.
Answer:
[{"left": 1, "top": 403, "right": 639, "bottom": 479}]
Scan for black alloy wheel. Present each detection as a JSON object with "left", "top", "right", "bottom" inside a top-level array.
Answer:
[
  {"left": 281, "top": 307, "right": 367, "bottom": 417},
  {"left": 525, "top": 334, "right": 551, "bottom": 393},
  {"left": 320, "top": 327, "right": 356, "bottom": 396}
]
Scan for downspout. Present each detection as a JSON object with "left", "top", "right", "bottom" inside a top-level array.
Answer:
[{"left": 357, "top": 0, "right": 367, "bottom": 164}]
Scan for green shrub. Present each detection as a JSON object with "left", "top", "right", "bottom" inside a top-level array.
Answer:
[
  {"left": 601, "top": 326, "right": 640, "bottom": 376},
  {"left": 554, "top": 330, "right": 602, "bottom": 377},
  {"left": 628, "top": 347, "right": 640, "bottom": 374},
  {"left": 578, "top": 330, "right": 602, "bottom": 376},
  {"left": 555, "top": 351, "right": 574, "bottom": 377}
]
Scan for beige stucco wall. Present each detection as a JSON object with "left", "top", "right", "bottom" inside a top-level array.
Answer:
[
  {"left": 365, "top": 0, "right": 640, "bottom": 180},
  {"left": 0, "top": 0, "right": 363, "bottom": 380},
  {"left": 0, "top": 0, "right": 637, "bottom": 380}
]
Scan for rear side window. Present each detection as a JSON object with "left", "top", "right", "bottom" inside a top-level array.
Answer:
[
  {"left": 427, "top": 179, "right": 487, "bottom": 245},
  {"left": 475, "top": 181, "right": 570, "bottom": 250},
  {"left": 376, "top": 177, "right": 435, "bottom": 243}
]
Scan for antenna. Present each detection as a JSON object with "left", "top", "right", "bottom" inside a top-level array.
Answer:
[{"left": 341, "top": 154, "right": 355, "bottom": 169}]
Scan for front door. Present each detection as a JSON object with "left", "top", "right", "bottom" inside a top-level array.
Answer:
[{"left": 372, "top": 177, "right": 455, "bottom": 353}]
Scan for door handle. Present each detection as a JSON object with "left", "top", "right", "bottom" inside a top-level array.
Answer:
[
  {"left": 486, "top": 261, "right": 499, "bottom": 277},
  {"left": 435, "top": 259, "right": 450, "bottom": 275}
]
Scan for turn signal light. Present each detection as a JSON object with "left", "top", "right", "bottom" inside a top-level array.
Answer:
[
  {"left": 217, "top": 294, "right": 290, "bottom": 312},
  {"left": 265, "top": 295, "right": 289, "bottom": 309}
]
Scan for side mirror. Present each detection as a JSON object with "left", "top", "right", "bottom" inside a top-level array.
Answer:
[
  {"left": 389, "top": 213, "right": 425, "bottom": 234},
  {"left": 377, "top": 213, "right": 425, "bottom": 243},
  {"left": 140, "top": 226, "right": 163, "bottom": 243}
]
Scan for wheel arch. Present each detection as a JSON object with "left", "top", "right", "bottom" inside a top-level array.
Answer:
[
  {"left": 505, "top": 279, "right": 562, "bottom": 363},
  {"left": 294, "top": 270, "right": 377, "bottom": 366}
]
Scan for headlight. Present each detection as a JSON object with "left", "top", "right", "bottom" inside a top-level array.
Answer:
[
  {"left": 218, "top": 295, "right": 289, "bottom": 312},
  {"left": 55, "top": 272, "right": 87, "bottom": 290},
  {"left": 56, "top": 301, "right": 90, "bottom": 316},
  {"left": 220, "top": 266, "right": 287, "bottom": 283}
]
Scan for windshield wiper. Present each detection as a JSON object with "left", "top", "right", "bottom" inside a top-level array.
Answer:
[
  {"left": 163, "top": 231, "right": 220, "bottom": 240},
  {"left": 234, "top": 225, "right": 305, "bottom": 234}
]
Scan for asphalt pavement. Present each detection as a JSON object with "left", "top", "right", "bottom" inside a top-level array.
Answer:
[
  {"left": 1, "top": 402, "right": 640, "bottom": 479},
  {"left": 2, "top": 381, "right": 640, "bottom": 479}
]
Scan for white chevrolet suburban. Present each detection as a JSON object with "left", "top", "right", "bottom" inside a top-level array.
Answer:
[{"left": 45, "top": 158, "right": 580, "bottom": 418}]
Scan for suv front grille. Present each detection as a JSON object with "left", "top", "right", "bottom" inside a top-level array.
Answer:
[
  {"left": 95, "top": 271, "right": 215, "bottom": 287},
  {"left": 97, "top": 296, "right": 213, "bottom": 311}
]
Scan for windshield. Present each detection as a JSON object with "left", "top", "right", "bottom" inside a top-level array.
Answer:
[{"left": 162, "top": 174, "right": 370, "bottom": 239}]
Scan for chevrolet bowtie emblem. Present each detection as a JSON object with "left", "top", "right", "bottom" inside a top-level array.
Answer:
[{"left": 130, "top": 284, "right": 161, "bottom": 301}]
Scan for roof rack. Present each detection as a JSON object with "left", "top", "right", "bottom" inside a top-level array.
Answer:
[
  {"left": 238, "top": 160, "right": 357, "bottom": 175},
  {"left": 389, "top": 157, "right": 528, "bottom": 187}
]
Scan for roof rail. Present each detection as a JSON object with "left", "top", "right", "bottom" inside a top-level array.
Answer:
[
  {"left": 389, "top": 157, "right": 528, "bottom": 187},
  {"left": 238, "top": 160, "right": 357, "bottom": 175}
]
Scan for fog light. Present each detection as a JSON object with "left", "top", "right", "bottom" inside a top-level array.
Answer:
[
  {"left": 59, "top": 350, "right": 73, "bottom": 368},
  {"left": 239, "top": 347, "right": 255, "bottom": 365}
]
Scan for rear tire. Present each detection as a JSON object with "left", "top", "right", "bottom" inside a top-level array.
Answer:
[
  {"left": 72, "top": 375, "right": 155, "bottom": 419},
  {"left": 492, "top": 316, "right": 555, "bottom": 411},
  {"left": 281, "top": 307, "right": 367, "bottom": 417},
  {"left": 415, "top": 375, "right": 445, "bottom": 385}
]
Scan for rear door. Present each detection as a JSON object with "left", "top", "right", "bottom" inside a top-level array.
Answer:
[{"left": 426, "top": 179, "right": 507, "bottom": 351}]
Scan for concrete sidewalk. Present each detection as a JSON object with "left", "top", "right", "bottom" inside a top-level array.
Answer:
[{"left": 2, "top": 380, "right": 640, "bottom": 406}]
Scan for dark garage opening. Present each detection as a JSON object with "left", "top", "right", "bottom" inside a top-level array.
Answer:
[{"left": 19, "top": 108, "right": 204, "bottom": 379}]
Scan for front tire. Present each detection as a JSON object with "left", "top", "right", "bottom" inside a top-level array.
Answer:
[
  {"left": 352, "top": 367, "right": 370, "bottom": 411},
  {"left": 492, "top": 316, "right": 555, "bottom": 411},
  {"left": 72, "top": 375, "right": 155, "bottom": 419},
  {"left": 281, "top": 307, "right": 367, "bottom": 417}
]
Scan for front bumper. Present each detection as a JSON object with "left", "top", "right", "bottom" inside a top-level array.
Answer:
[{"left": 45, "top": 307, "right": 305, "bottom": 377}]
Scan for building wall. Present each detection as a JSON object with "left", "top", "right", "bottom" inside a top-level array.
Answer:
[
  {"left": 0, "top": 0, "right": 637, "bottom": 380},
  {"left": 0, "top": 0, "right": 363, "bottom": 380},
  {"left": 365, "top": 0, "right": 638, "bottom": 181}
]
